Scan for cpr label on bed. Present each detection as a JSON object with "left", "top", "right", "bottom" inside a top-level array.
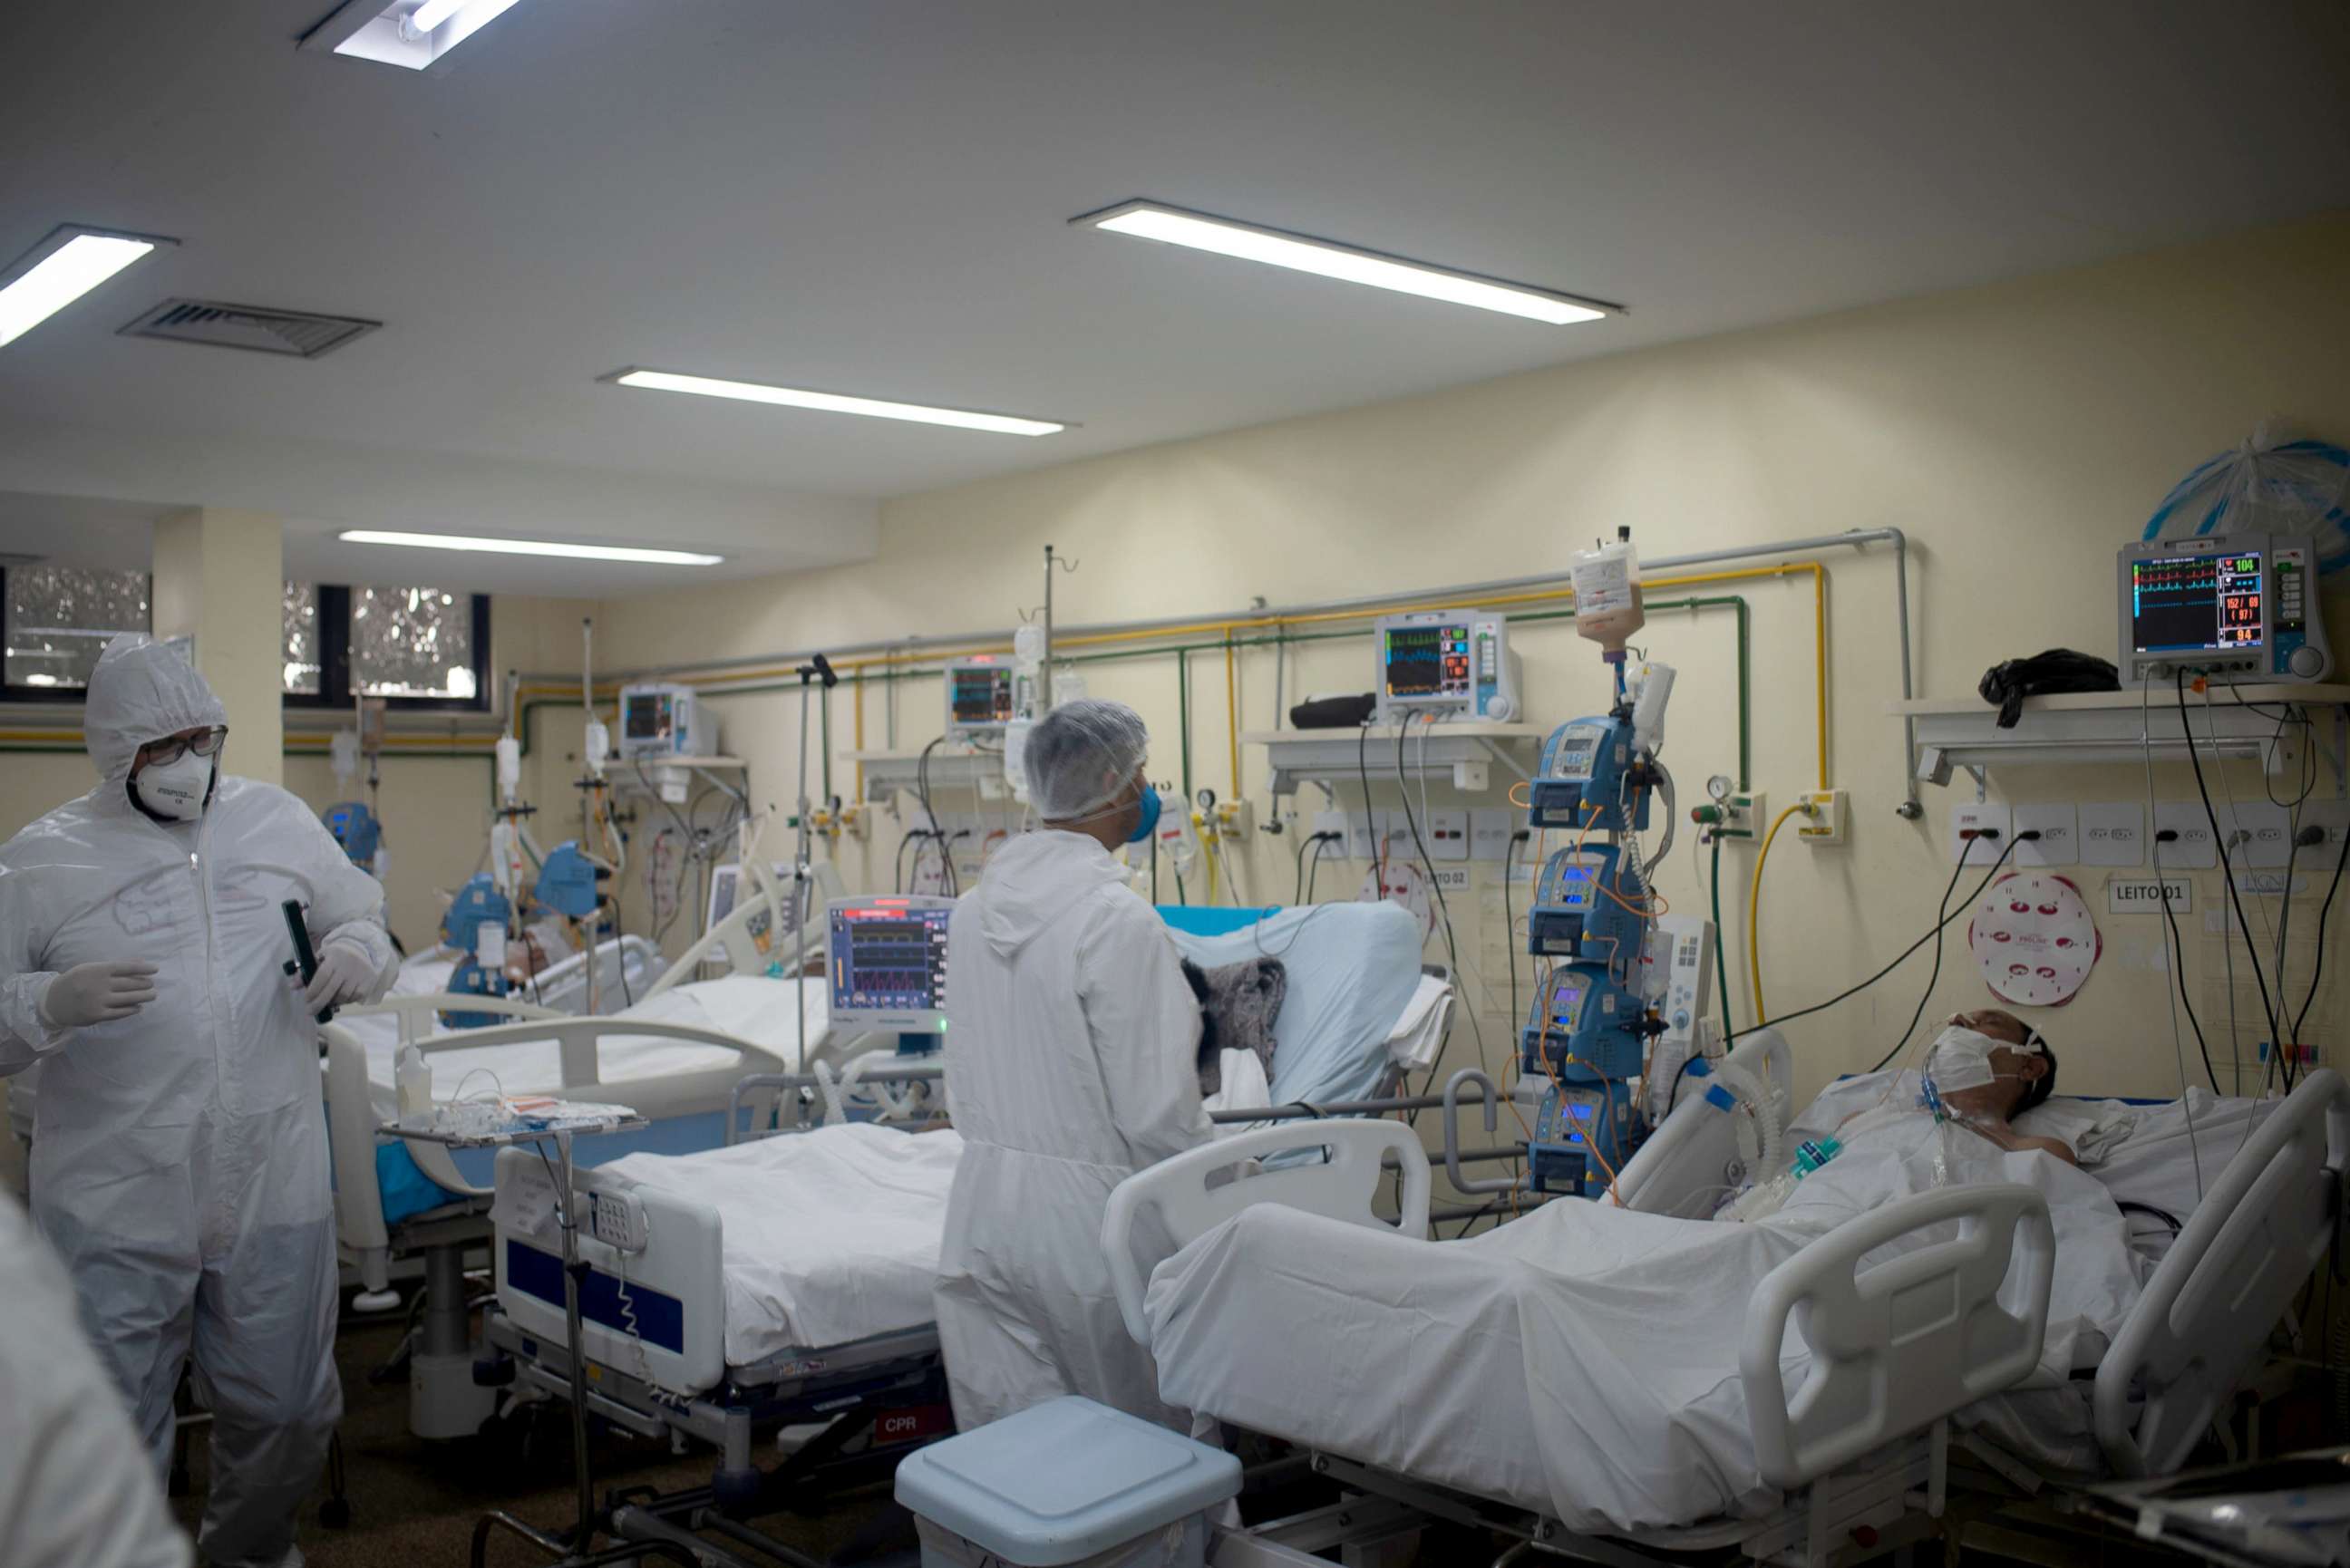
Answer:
[{"left": 2106, "top": 877, "right": 2190, "bottom": 914}]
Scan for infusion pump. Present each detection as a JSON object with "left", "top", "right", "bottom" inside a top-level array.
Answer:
[
  {"left": 1374, "top": 611, "right": 1521, "bottom": 724},
  {"left": 2119, "top": 533, "right": 2332, "bottom": 686}
]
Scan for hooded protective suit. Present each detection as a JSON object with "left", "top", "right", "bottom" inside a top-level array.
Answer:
[
  {"left": 0, "top": 634, "right": 397, "bottom": 1568},
  {"left": 932, "top": 828, "right": 1209, "bottom": 1430}
]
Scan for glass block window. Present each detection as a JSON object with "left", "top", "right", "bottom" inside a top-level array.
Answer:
[
  {"left": 350, "top": 586, "right": 478, "bottom": 700},
  {"left": 284, "top": 580, "right": 321, "bottom": 695},
  {"left": 3, "top": 566, "right": 152, "bottom": 691}
]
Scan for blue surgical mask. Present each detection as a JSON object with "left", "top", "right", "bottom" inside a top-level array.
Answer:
[{"left": 1126, "top": 782, "right": 1161, "bottom": 845}]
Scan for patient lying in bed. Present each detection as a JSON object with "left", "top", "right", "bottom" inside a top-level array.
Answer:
[{"left": 1143, "top": 1070, "right": 2144, "bottom": 1537}]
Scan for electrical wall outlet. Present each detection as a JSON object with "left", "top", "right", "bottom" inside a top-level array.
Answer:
[
  {"left": 1469, "top": 808, "right": 1516, "bottom": 862},
  {"left": 1796, "top": 789, "right": 1848, "bottom": 846},
  {"left": 1312, "top": 809, "right": 1350, "bottom": 847},
  {"left": 1424, "top": 808, "right": 1471, "bottom": 862}
]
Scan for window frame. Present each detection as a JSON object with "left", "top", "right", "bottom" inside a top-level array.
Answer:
[
  {"left": 1, "top": 569, "right": 491, "bottom": 714},
  {"left": 0, "top": 565, "right": 157, "bottom": 704},
  {"left": 286, "top": 585, "right": 493, "bottom": 714}
]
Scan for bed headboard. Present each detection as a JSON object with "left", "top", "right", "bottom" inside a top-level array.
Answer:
[{"left": 2095, "top": 1067, "right": 2350, "bottom": 1477}]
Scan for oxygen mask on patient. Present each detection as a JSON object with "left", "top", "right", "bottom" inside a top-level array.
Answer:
[{"left": 1921, "top": 1026, "right": 2012, "bottom": 1095}]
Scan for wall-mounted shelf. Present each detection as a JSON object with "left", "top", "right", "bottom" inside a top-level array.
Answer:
[
  {"left": 846, "top": 743, "right": 1007, "bottom": 801},
  {"left": 1245, "top": 722, "right": 1546, "bottom": 797},
  {"left": 612, "top": 755, "right": 747, "bottom": 801},
  {"left": 1890, "top": 685, "right": 2350, "bottom": 800}
]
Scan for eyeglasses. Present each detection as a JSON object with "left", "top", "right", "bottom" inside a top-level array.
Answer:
[{"left": 142, "top": 727, "right": 228, "bottom": 767}]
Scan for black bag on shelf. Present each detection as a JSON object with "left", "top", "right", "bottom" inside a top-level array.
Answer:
[{"left": 1977, "top": 649, "right": 2120, "bottom": 728}]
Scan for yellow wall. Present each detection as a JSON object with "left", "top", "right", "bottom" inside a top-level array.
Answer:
[{"left": 595, "top": 213, "right": 2350, "bottom": 1112}]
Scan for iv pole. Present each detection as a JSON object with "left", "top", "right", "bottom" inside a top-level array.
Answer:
[{"left": 792, "top": 652, "right": 839, "bottom": 1075}]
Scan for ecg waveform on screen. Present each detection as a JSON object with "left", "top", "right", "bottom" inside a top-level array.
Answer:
[{"left": 2132, "top": 552, "right": 2262, "bottom": 654}]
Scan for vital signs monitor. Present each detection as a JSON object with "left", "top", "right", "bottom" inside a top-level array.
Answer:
[
  {"left": 1374, "top": 611, "right": 1520, "bottom": 723},
  {"left": 2119, "top": 533, "right": 2331, "bottom": 685},
  {"left": 945, "top": 656, "right": 1016, "bottom": 737},
  {"left": 825, "top": 895, "right": 955, "bottom": 1034}
]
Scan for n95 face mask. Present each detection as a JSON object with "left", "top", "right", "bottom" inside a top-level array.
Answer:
[
  {"left": 1922, "top": 1025, "right": 2007, "bottom": 1093},
  {"left": 134, "top": 752, "right": 213, "bottom": 820}
]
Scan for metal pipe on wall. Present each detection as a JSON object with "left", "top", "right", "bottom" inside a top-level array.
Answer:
[{"left": 532, "top": 527, "right": 1918, "bottom": 814}]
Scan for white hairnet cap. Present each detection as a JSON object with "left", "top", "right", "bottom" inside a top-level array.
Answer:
[
  {"left": 1026, "top": 699, "right": 1150, "bottom": 819},
  {"left": 84, "top": 633, "right": 227, "bottom": 785}
]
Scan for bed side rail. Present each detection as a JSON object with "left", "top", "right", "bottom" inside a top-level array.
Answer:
[
  {"left": 335, "top": 991, "right": 568, "bottom": 1043},
  {"left": 1102, "top": 1119, "right": 1432, "bottom": 1347},
  {"left": 2096, "top": 1068, "right": 2350, "bottom": 1478},
  {"left": 645, "top": 860, "right": 801, "bottom": 996},
  {"left": 1742, "top": 1182, "right": 2054, "bottom": 1491}
]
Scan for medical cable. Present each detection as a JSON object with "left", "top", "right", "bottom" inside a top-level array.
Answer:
[
  {"left": 1747, "top": 802, "right": 1809, "bottom": 1021},
  {"left": 1725, "top": 835, "right": 2019, "bottom": 1052},
  {"left": 2180, "top": 669, "right": 2287, "bottom": 1077},
  {"left": 2291, "top": 808, "right": 2350, "bottom": 1050},
  {"left": 2206, "top": 685, "right": 2288, "bottom": 1091},
  {"left": 914, "top": 734, "right": 958, "bottom": 897},
  {"left": 1502, "top": 829, "right": 1528, "bottom": 1031},
  {"left": 1872, "top": 849, "right": 1978, "bottom": 1075},
  {"left": 2143, "top": 673, "right": 2208, "bottom": 1201},
  {"left": 1395, "top": 719, "right": 1490, "bottom": 1083}
]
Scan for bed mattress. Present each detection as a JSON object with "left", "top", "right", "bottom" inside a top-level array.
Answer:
[
  {"left": 596, "top": 1122, "right": 962, "bottom": 1365},
  {"left": 359, "top": 973, "right": 829, "bottom": 1115}
]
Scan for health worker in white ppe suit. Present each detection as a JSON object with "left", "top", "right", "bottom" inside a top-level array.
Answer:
[
  {"left": 933, "top": 699, "right": 1210, "bottom": 1431},
  {"left": 0, "top": 634, "right": 397, "bottom": 1568}
]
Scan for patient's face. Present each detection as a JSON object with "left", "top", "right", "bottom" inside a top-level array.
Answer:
[{"left": 1941, "top": 1010, "right": 2047, "bottom": 1120}]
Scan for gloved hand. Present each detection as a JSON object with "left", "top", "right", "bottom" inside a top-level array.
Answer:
[
  {"left": 304, "top": 943, "right": 379, "bottom": 1012},
  {"left": 40, "top": 960, "right": 160, "bottom": 1028}
]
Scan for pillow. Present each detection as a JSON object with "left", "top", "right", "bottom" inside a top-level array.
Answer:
[{"left": 1165, "top": 902, "right": 1422, "bottom": 1107}]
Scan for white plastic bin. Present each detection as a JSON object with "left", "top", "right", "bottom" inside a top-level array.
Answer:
[{"left": 895, "top": 1397, "right": 1242, "bottom": 1568}]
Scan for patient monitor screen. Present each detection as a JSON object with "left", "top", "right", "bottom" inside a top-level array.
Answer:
[
  {"left": 2130, "top": 550, "right": 2263, "bottom": 656},
  {"left": 947, "top": 661, "right": 1015, "bottom": 732},
  {"left": 1383, "top": 621, "right": 1472, "bottom": 705},
  {"left": 828, "top": 898, "right": 953, "bottom": 1031}
]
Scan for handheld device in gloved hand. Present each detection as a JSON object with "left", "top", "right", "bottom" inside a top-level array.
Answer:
[{"left": 281, "top": 899, "right": 335, "bottom": 1024}]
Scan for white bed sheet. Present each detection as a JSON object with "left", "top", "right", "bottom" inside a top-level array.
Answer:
[
  {"left": 596, "top": 1122, "right": 962, "bottom": 1364},
  {"left": 1145, "top": 1103, "right": 2144, "bottom": 1535},
  {"left": 359, "top": 974, "right": 829, "bottom": 1117}
]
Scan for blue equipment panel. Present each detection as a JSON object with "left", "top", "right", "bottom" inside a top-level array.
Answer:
[
  {"left": 324, "top": 801, "right": 381, "bottom": 867},
  {"left": 1527, "top": 846, "right": 1640, "bottom": 960},
  {"left": 535, "top": 841, "right": 602, "bottom": 919},
  {"left": 1521, "top": 963, "right": 1645, "bottom": 1080},
  {"left": 1526, "top": 1081, "right": 1636, "bottom": 1196},
  {"left": 440, "top": 958, "right": 509, "bottom": 1030},
  {"left": 1529, "top": 716, "right": 1649, "bottom": 834},
  {"left": 442, "top": 872, "right": 510, "bottom": 954}
]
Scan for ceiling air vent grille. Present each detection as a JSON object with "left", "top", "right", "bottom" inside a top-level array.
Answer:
[{"left": 119, "top": 298, "right": 380, "bottom": 359}]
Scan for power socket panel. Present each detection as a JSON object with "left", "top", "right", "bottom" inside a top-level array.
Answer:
[{"left": 1797, "top": 789, "right": 1849, "bottom": 846}]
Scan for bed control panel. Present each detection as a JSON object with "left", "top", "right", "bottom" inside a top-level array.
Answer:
[{"left": 582, "top": 1186, "right": 650, "bottom": 1253}]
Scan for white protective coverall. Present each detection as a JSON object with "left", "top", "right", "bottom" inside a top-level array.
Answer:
[
  {"left": 933, "top": 828, "right": 1210, "bottom": 1430},
  {"left": 0, "top": 1187, "right": 192, "bottom": 1568},
  {"left": 0, "top": 634, "right": 397, "bottom": 1568}
]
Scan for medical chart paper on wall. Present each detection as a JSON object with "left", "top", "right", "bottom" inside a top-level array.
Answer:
[{"left": 1969, "top": 871, "right": 2099, "bottom": 1007}]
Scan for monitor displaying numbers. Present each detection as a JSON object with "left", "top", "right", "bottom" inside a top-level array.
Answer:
[
  {"left": 826, "top": 897, "right": 955, "bottom": 1032},
  {"left": 2131, "top": 550, "right": 2264, "bottom": 655},
  {"left": 946, "top": 660, "right": 1015, "bottom": 733},
  {"left": 1383, "top": 621, "right": 1472, "bottom": 704}
]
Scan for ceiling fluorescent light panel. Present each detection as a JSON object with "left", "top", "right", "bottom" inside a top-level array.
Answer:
[
  {"left": 301, "top": 0, "right": 529, "bottom": 70},
  {"left": 0, "top": 225, "right": 175, "bottom": 351},
  {"left": 338, "top": 529, "right": 723, "bottom": 566},
  {"left": 607, "top": 368, "right": 1067, "bottom": 437},
  {"left": 1073, "top": 200, "right": 1617, "bottom": 324}
]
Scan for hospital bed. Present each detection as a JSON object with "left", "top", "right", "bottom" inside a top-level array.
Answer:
[
  {"left": 471, "top": 903, "right": 1457, "bottom": 1534},
  {"left": 320, "top": 876, "right": 836, "bottom": 1438},
  {"left": 1103, "top": 1055, "right": 2350, "bottom": 1568}
]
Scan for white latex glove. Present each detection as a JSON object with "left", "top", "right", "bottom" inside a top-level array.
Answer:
[
  {"left": 39, "top": 961, "right": 160, "bottom": 1028},
  {"left": 304, "top": 943, "right": 377, "bottom": 1012}
]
